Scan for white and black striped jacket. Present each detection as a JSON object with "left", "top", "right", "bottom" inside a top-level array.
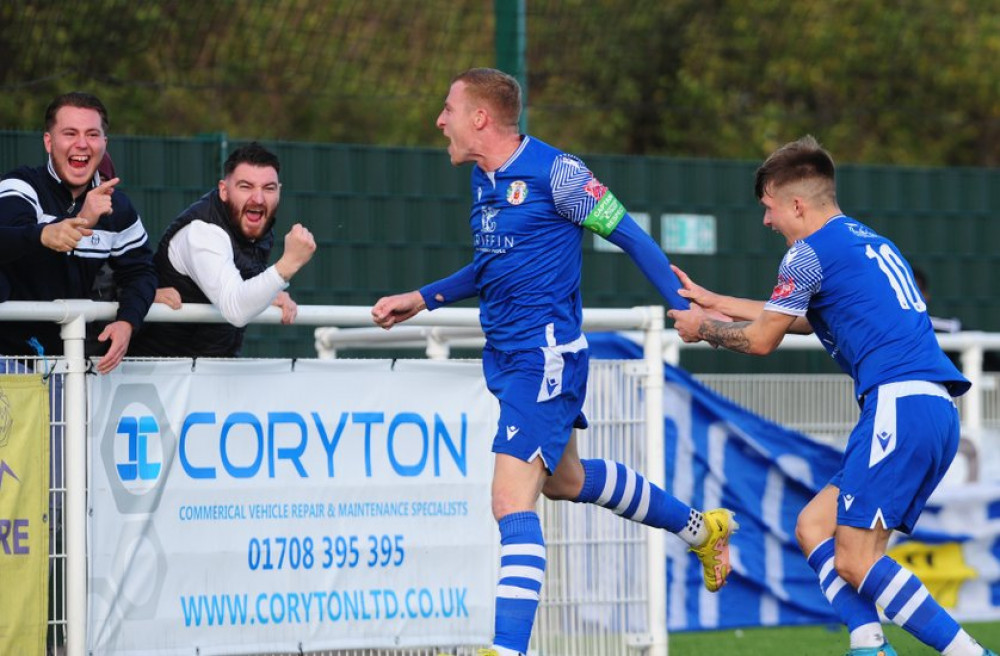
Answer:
[{"left": 0, "top": 160, "right": 156, "bottom": 356}]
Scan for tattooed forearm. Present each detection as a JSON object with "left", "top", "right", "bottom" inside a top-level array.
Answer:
[{"left": 698, "top": 319, "right": 753, "bottom": 353}]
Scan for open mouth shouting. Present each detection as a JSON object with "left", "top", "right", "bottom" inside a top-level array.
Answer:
[
  {"left": 68, "top": 154, "right": 91, "bottom": 170},
  {"left": 239, "top": 203, "right": 272, "bottom": 238}
]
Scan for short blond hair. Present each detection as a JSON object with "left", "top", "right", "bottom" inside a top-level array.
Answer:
[{"left": 452, "top": 68, "right": 522, "bottom": 129}]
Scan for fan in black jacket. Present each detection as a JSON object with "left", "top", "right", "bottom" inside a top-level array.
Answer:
[{"left": 0, "top": 92, "right": 155, "bottom": 373}]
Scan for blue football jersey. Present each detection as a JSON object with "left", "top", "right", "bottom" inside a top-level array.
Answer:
[
  {"left": 763, "top": 215, "right": 969, "bottom": 399},
  {"left": 468, "top": 136, "right": 624, "bottom": 350}
]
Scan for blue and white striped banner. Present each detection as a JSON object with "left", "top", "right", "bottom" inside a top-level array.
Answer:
[{"left": 588, "top": 333, "right": 1000, "bottom": 630}]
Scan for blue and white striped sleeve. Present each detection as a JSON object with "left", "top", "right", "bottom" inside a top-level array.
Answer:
[
  {"left": 550, "top": 155, "right": 626, "bottom": 235},
  {"left": 763, "top": 241, "right": 823, "bottom": 316},
  {"left": 549, "top": 154, "right": 689, "bottom": 309},
  {"left": 0, "top": 176, "right": 47, "bottom": 262}
]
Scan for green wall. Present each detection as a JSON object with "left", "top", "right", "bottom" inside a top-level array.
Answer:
[{"left": 3, "top": 131, "right": 997, "bottom": 371}]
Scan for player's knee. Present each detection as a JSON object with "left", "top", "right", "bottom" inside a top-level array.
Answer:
[
  {"left": 540, "top": 484, "right": 570, "bottom": 501},
  {"left": 541, "top": 473, "right": 582, "bottom": 501},
  {"left": 492, "top": 492, "right": 533, "bottom": 521},
  {"left": 491, "top": 496, "right": 511, "bottom": 521},
  {"left": 795, "top": 508, "right": 833, "bottom": 556}
]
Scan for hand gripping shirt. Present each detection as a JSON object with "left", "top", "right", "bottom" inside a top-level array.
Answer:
[
  {"left": 763, "top": 214, "right": 969, "bottom": 399},
  {"left": 465, "top": 136, "right": 630, "bottom": 351}
]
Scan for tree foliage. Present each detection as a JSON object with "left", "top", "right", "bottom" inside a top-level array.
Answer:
[
  {"left": 1, "top": 0, "right": 998, "bottom": 166},
  {"left": 526, "top": 0, "right": 1000, "bottom": 165}
]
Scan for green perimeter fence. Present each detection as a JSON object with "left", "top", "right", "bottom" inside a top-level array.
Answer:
[{"left": 2, "top": 131, "right": 998, "bottom": 372}]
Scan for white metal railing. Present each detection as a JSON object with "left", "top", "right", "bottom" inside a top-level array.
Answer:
[
  {"left": 5, "top": 300, "right": 1000, "bottom": 656},
  {"left": 316, "top": 324, "right": 1000, "bottom": 455},
  {"left": 0, "top": 301, "right": 667, "bottom": 656}
]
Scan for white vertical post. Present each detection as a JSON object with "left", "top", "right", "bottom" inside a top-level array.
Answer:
[
  {"left": 642, "top": 306, "right": 667, "bottom": 656},
  {"left": 313, "top": 326, "right": 338, "bottom": 359},
  {"left": 60, "top": 314, "right": 88, "bottom": 656},
  {"left": 425, "top": 329, "right": 451, "bottom": 360},
  {"left": 960, "top": 340, "right": 984, "bottom": 454}
]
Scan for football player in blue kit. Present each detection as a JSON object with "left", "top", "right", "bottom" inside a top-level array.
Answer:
[
  {"left": 669, "top": 135, "right": 994, "bottom": 656},
  {"left": 371, "top": 68, "right": 736, "bottom": 656}
]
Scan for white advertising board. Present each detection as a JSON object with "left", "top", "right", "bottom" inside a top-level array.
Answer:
[{"left": 88, "top": 359, "right": 498, "bottom": 655}]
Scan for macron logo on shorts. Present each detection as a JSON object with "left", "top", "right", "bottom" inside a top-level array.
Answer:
[
  {"left": 843, "top": 494, "right": 855, "bottom": 511},
  {"left": 546, "top": 378, "right": 559, "bottom": 396},
  {"left": 876, "top": 430, "right": 892, "bottom": 451},
  {"left": 870, "top": 429, "right": 896, "bottom": 467},
  {"left": 506, "top": 425, "right": 520, "bottom": 440}
]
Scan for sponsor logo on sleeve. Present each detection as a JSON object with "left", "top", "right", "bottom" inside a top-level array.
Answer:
[
  {"left": 583, "top": 176, "right": 608, "bottom": 201},
  {"left": 770, "top": 275, "right": 796, "bottom": 301}
]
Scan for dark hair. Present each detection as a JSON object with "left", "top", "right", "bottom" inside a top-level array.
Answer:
[
  {"left": 754, "top": 135, "right": 836, "bottom": 200},
  {"left": 452, "top": 68, "right": 522, "bottom": 129},
  {"left": 223, "top": 141, "right": 280, "bottom": 176},
  {"left": 45, "top": 92, "right": 109, "bottom": 133}
]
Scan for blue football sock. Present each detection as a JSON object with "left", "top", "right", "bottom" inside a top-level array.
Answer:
[
  {"left": 807, "top": 539, "right": 883, "bottom": 647},
  {"left": 859, "top": 555, "right": 961, "bottom": 651},
  {"left": 494, "top": 511, "right": 545, "bottom": 655},
  {"left": 576, "top": 458, "right": 692, "bottom": 533}
]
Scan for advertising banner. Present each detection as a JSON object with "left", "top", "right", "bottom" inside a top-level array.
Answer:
[
  {"left": 0, "top": 374, "right": 50, "bottom": 656},
  {"left": 88, "top": 359, "right": 498, "bottom": 655}
]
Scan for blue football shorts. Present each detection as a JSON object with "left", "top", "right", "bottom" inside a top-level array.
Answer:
[
  {"left": 482, "top": 334, "right": 589, "bottom": 473},
  {"left": 830, "top": 380, "right": 960, "bottom": 533}
]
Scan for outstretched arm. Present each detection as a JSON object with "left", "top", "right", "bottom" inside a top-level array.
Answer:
[
  {"left": 672, "top": 264, "right": 813, "bottom": 334},
  {"left": 372, "top": 263, "right": 476, "bottom": 329},
  {"left": 546, "top": 155, "right": 688, "bottom": 309},
  {"left": 671, "top": 264, "right": 764, "bottom": 320},
  {"left": 418, "top": 263, "right": 476, "bottom": 310},
  {"left": 605, "top": 215, "right": 689, "bottom": 309},
  {"left": 372, "top": 290, "right": 426, "bottom": 329},
  {"left": 668, "top": 304, "right": 797, "bottom": 355}
]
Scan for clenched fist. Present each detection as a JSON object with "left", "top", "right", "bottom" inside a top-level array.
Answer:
[{"left": 274, "top": 223, "right": 317, "bottom": 281}]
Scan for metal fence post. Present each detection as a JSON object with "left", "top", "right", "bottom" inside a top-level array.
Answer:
[
  {"left": 642, "top": 306, "right": 667, "bottom": 656},
  {"left": 59, "top": 313, "right": 88, "bottom": 656}
]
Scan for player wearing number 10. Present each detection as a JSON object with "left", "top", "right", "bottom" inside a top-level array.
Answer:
[{"left": 669, "top": 136, "right": 997, "bottom": 656}]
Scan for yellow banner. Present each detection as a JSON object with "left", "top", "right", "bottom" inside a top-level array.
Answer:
[{"left": 0, "top": 374, "right": 50, "bottom": 655}]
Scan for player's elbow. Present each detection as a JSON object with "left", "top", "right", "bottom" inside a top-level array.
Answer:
[
  {"left": 746, "top": 335, "right": 783, "bottom": 356},
  {"left": 749, "top": 343, "right": 778, "bottom": 356}
]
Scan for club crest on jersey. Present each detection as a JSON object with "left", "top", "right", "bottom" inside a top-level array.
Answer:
[
  {"left": 481, "top": 206, "right": 499, "bottom": 233},
  {"left": 583, "top": 176, "right": 608, "bottom": 201},
  {"left": 770, "top": 275, "right": 795, "bottom": 300},
  {"left": 506, "top": 180, "right": 528, "bottom": 205}
]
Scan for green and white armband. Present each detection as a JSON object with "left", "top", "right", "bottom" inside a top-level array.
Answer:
[{"left": 581, "top": 191, "right": 627, "bottom": 237}]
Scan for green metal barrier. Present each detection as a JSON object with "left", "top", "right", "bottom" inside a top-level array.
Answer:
[{"left": 3, "top": 131, "right": 997, "bottom": 369}]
